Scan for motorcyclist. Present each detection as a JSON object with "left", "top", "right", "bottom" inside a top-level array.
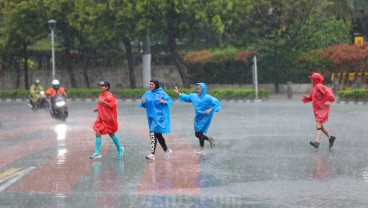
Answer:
[
  {"left": 46, "top": 79, "right": 67, "bottom": 114},
  {"left": 29, "top": 79, "right": 44, "bottom": 110}
]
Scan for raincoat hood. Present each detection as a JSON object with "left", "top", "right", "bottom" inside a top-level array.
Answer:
[
  {"left": 196, "top": 83, "right": 207, "bottom": 96},
  {"left": 308, "top": 73, "right": 324, "bottom": 85},
  {"left": 150, "top": 79, "right": 160, "bottom": 90}
]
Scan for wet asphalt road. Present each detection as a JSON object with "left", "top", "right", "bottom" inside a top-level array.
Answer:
[{"left": 0, "top": 99, "right": 368, "bottom": 208}]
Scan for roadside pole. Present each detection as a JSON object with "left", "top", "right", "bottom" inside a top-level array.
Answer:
[{"left": 252, "top": 56, "right": 259, "bottom": 100}]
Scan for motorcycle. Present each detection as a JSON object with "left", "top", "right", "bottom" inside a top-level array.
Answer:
[
  {"left": 28, "top": 91, "right": 50, "bottom": 111},
  {"left": 50, "top": 94, "right": 68, "bottom": 121}
]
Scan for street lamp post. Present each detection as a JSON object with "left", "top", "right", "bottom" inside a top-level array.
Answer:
[{"left": 48, "top": 19, "right": 56, "bottom": 80}]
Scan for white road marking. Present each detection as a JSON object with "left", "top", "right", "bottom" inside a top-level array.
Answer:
[{"left": 0, "top": 167, "right": 35, "bottom": 192}]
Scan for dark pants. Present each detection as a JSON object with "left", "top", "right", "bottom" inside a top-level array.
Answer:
[
  {"left": 149, "top": 132, "right": 168, "bottom": 154},
  {"left": 195, "top": 132, "right": 209, "bottom": 147}
]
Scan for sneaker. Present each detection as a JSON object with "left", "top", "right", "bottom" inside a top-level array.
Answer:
[
  {"left": 117, "top": 147, "right": 124, "bottom": 159},
  {"left": 329, "top": 136, "right": 336, "bottom": 148},
  {"left": 310, "top": 141, "right": 319, "bottom": 149},
  {"left": 90, "top": 152, "right": 102, "bottom": 159},
  {"left": 208, "top": 137, "right": 216, "bottom": 148},
  {"left": 145, "top": 154, "right": 156, "bottom": 160},
  {"left": 163, "top": 149, "right": 173, "bottom": 160},
  {"left": 196, "top": 149, "right": 205, "bottom": 155}
]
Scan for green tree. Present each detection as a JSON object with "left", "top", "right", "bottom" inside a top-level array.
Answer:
[
  {"left": 135, "top": 0, "right": 234, "bottom": 87},
  {"left": 43, "top": 0, "right": 78, "bottom": 87},
  {"left": 229, "top": 0, "right": 352, "bottom": 92},
  {"left": 1, "top": 0, "right": 46, "bottom": 89}
]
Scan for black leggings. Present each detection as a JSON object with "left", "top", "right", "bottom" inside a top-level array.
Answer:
[
  {"left": 149, "top": 132, "right": 168, "bottom": 154},
  {"left": 195, "top": 132, "right": 209, "bottom": 147}
]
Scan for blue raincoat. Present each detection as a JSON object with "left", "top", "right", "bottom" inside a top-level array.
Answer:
[
  {"left": 140, "top": 87, "right": 173, "bottom": 134},
  {"left": 178, "top": 83, "right": 221, "bottom": 133}
]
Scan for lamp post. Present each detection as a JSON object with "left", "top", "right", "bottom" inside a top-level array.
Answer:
[{"left": 48, "top": 19, "right": 56, "bottom": 80}]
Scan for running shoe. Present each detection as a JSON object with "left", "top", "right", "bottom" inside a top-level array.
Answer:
[
  {"left": 163, "top": 149, "right": 173, "bottom": 160},
  {"left": 209, "top": 137, "right": 216, "bottom": 148},
  {"left": 145, "top": 154, "right": 156, "bottom": 160},
  {"left": 117, "top": 147, "right": 124, "bottom": 159},
  {"left": 329, "top": 136, "right": 336, "bottom": 148},
  {"left": 196, "top": 149, "right": 205, "bottom": 155},
  {"left": 90, "top": 152, "right": 102, "bottom": 159},
  {"left": 310, "top": 141, "right": 319, "bottom": 149}
]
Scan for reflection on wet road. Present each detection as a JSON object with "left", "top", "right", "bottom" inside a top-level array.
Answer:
[{"left": 0, "top": 100, "right": 368, "bottom": 207}]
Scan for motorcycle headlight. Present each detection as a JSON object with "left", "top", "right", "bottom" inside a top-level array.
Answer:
[{"left": 56, "top": 101, "right": 66, "bottom": 107}]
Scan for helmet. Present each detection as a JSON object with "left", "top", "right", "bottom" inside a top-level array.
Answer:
[
  {"left": 52, "top": 79, "right": 60, "bottom": 89},
  {"left": 52, "top": 79, "right": 60, "bottom": 85},
  {"left": 34, "top": 79, "right": 40, "bottom": 84}
]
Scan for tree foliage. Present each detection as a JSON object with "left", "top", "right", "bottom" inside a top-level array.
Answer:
[{"left": 0, "top": 0, "right": 366, "bottom": 90}]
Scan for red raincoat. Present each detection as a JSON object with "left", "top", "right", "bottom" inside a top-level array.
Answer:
[
  {"left": 302, "top": 73, "right": 335, "bottom": 122},
  {"left": 93, "top": 91, "right": 118, "bottom": 134}
]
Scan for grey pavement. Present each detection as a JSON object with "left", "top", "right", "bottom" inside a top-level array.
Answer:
[{"left": 0, "top": 99, "right": 368, "bottom": 208}]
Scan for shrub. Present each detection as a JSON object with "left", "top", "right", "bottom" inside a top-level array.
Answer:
[
  {"left": 0, "top": 88, "right": 271, "bottom": 100},
  {"left": 338, "top": 89, "right": 368, "bottom": 101}
]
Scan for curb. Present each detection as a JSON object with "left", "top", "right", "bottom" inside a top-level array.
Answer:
[{"left": 2, "top": 98, "right": 367, "bottom": 105}]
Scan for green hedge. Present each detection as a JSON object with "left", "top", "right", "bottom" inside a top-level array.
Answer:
[
  {"left": 211, "top": 88, "right": 271, "bottom": 99},
  {"left": 338, "top": 89, "right": 368, "bottom": 101},
  {"left": 0, "top": 88, "right": 271, "bottom": 100},
  {"left": 0, "top": 89, "right": 29, "bottom": 99}
]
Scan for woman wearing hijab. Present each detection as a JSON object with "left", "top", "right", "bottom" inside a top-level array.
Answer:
[
  {"left": 302, "top": 73, "right": 336, "bottom": 149},
  {"left": 174, "top": 83, "right": 221, "bottom": 155},
  {"left": 140, "top": 79, "right": 173, "bottom": 160}
]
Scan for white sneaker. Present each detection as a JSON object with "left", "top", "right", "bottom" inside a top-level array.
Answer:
[
  {"left": 208, "top": 137, "right": 216, "bottom": 148},
  {"left": 163, "top": 149, "right": 173, "bottom": 160},
  {"left": 145, "top": 154, "right": 156, "bottom": 160},
  {"left": 196, "top": 149, "right": 205, "bottom": 155}
]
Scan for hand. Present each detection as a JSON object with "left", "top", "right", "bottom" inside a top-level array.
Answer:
[
  {"left": 205, "top": 109, "right": 212, "bottom": 114},
  {"left": 98, "top": 98, "right": 108, "bottom": 106},
  {"left": 159, "top": 98, "right": 166, "bottom": 104},
  {"left": 324, "top": 101, "right": 330, "bottom": 105},
  {"left": 141, "top": 98, "right": 146, "bottom": 104},
  {"left": 93, "top": 108, "right": 98, "bottom": 112},
  {"left": 98, "top": 98, "right": 105, "bottom": 103},
  {"left": 174, "top": 86, "right": 180, "bottom": 95}
]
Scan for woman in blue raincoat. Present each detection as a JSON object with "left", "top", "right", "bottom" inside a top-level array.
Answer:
[
  {"left": 140, "top": 80, "right": 173, "bottom": 160},
  {"left": 174, "top": 83, "right": 221, "bottom": 155}
]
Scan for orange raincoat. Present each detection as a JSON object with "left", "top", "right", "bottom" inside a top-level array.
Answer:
[{"left": 93, "top": 91, "right": 118, "bottom": 134}]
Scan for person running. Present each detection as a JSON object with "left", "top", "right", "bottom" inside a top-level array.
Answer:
[
  {"left": 140, "top": 79, "right": 173, "bottom": 160},
  {"left": 90, "top": 81, "right": 124, "bottom": 159},
  {"left": 174, "top": 83, "right": 221, "bottom": 155},
  {"left": 302, "top": 73, "right": 336, "bottom": 149}
]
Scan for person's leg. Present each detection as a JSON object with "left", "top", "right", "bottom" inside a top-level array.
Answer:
[
  {"left": 195, "top": 132, "right": 205, "bottom": 147},
  {"left": 155, "top": 133, "right": 168, "bottom": 152},
  {"left": 202, "top": 133, "right": 216, "bottom": 148},
  {"left": 90, "top": 132, "right": 102, "bottom": 159},
  {"left": 315, "top": 122, "right": 323, "bottom": 143},
  {"left": 146, "top": 132, "right": 157, "bottom": 160},
  {"left": 321, "top": 123, "right": 336, "bottom": 148},
  {"left": 320, "top": 123, "right": 331, "bottom": 138},
  {"left": 155, "top": 133, "right": 172, "bottom": 159},
  {"left": 110, "top": 133, "right": 124, "bottom": 159},
  {"left": 310, "top": 122, "right": 322, "bottom": 149},
  {"left": 34, "top": 97, "right": 40, "bottom": 110},
  {"left": 195, "top": 132, "right": 206, "bottom": 155}
]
